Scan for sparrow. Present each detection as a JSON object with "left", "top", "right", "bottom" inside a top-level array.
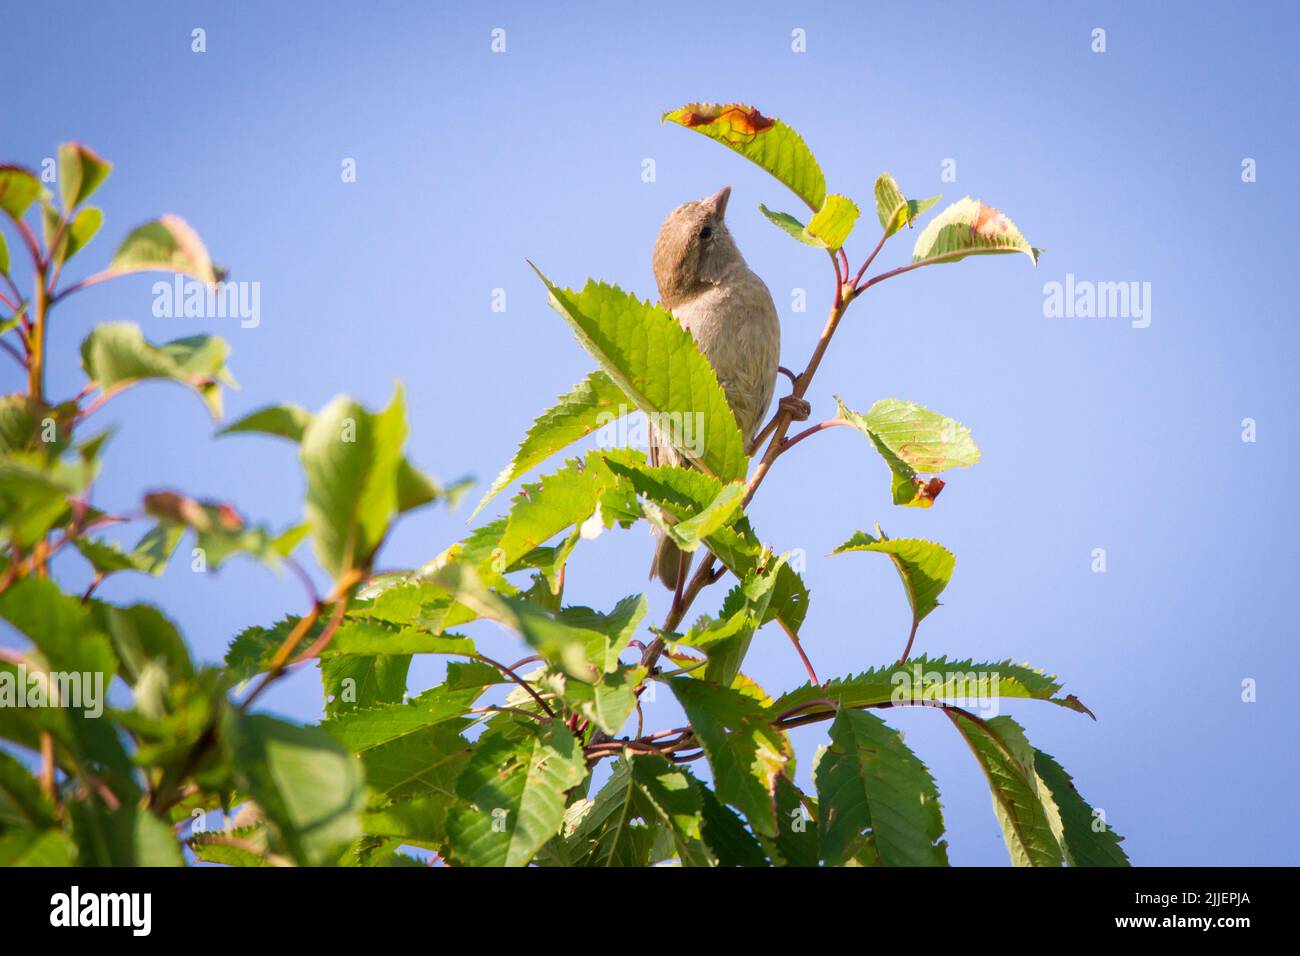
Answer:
[{"left": 648, "top": 186, "right": 808, "bottom": 591}]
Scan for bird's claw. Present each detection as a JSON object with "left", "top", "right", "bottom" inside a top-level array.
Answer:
[{"left": 780, "top": 395, "right": 811, "bottom": 423}]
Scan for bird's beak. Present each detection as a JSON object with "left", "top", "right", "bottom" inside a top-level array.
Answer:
[{"left": 704, "top": 185, "right": 732, "bottom": 217}]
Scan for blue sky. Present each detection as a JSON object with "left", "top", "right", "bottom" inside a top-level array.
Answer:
[{"left": 3, "top": 1, "right": 1297, "bottom": 865}]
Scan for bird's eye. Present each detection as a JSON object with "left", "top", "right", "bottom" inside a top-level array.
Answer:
[{"left": 699, "top": 225, "right": 713, "bottom": 241}]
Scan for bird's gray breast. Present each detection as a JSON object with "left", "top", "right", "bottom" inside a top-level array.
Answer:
[{"left": 673, "top": 269, "right": 780, "bottom": 443}]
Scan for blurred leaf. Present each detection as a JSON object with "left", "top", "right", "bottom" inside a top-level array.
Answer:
[
  {"left": 664, "top": 103, "right": 826, "bottom": 210},
  {"left": 873, "top": 173, "right": 940, "bottom": 238},
  {"left": 225, "top": 711, "right": 365, "bottom": 866},
  {"left": 0, "top": 165, "right": 44, "bottom": 220},
  {"left": 300, "top": 388, "right": 408, "bottom": 579},
  {"left": 0, "top": 828, "right": 76, "bottom": 866},
  {"left": 0, "top": 750, "right": 57, "bottom": 830},
  {"left": 814, "top": 708, "right": 948, "bottom": 866},
  {"left": 45, "top": 205, "right": 103, "bottom": 266},
  {"left": 107, "top": 214, "right": 216, "bottom": 283},
  {"left": 68, "top": 802, "right": 183, "bottom": 866},
  {"left": 912, "top": 196, "right": 1040, "bottom": 266},
  {"left": 219, "top": 403, "right": 312, "bottom": 441},
  {"left": 58, "top": 142, "right": 112, "bottom": 209},
  {"left": 81, "top": 322, "right": 234, "bottom": 418},
  {"left": 532, "top": 273, "right": 747, "bottom": 483}
]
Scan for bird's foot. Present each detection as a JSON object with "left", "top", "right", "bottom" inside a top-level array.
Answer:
[{"left": 779, "top": 395, "right": 811, "bottom": 422}]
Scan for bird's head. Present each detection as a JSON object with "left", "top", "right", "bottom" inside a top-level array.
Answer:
[{"left": 652, "top": 186, "right": 744, "bottom": 308}]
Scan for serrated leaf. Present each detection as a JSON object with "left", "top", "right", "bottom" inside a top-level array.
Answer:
[
  {"left": 320, "top": 683, "right": 482, "bottom": 754},
  {"left": 873, "top": 173, "right": 940, "bottom": 238},
  {"left": 532, "top": 274, "right": 747, "bottom": 483},
  {"left": 695, "top": 778, "right": 768, "bottom": 866},
  {"left": 948, "top": 713, "right": 1063, "bottom": 867},
  {"left": 320, "top": 653, "right": 409, "bottom": 717},
  {"left": 58, "top": 142, "right": 111, "bottom": 209},
  {"left": 770, "top": 654, "right": 1093, "bottom": 720},
  {"left": 912, "top": 196, "right": 1039, "bottom": 266},
  {"left": 833, "top": 526, "right": 953, "bottom": 655},
  {"left": 1033, "top": 748, "right": 1129, "bottom": 866},
  {"left": 664, "top": 103, "right": 826, "bottom": 210},
  {"left": 551, "top": 664, "right": 646, "bottom": 735},
  {"left": 225, "top": 712, "right": 365, "bottom": 866},
  {"left": 81, "top": 322, "right": 233, "bottom": 418},
  {"left": 668, "top": 677, "right": 789, "bottom": 837},
  {"left": 814, "top": 709, "right": 948, "bottom": 866},
  {"left": 473, "top": 370, "right": 629, "bottom": 519},
  {"left": 447, "top": 722, "right": 588, "bottom": 867},
  {"left": 107, "top": 214, "right": 216, "bottom": 283},
  {"left": 835, "top": 397, "right": 978, "bottom": 508},
  {"left": 759, "top": 775, "right": 820, "bottom": 866},
  {"left": 641, "top": 478, "right": 746, "bottom": 552}
]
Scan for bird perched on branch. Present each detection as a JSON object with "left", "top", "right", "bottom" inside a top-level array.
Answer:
[{"left": 649, "top": 185, "right": 808, "bottom": 590}]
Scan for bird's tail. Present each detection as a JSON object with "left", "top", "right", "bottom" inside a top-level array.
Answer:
[{"left": 650, "top": 528, "right": 689, "bottom": 591}]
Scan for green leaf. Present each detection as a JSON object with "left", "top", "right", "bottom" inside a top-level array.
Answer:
[
  {"left": 550, "top": 664, "right": 647, "bottom": 735},
  {"left": 46, "top": 205, "right": 103, "bottom": 266},
  {"left": 912, "top": 196, "right": 1040, "bottom": 266},
  {"left": 320, "top": 683, "right": 483, "bottom": 754},
  {"left": 90, "top": 601, "right": 193, "bottom": 687},
  {"left": 358, "top": 723, "right": 472, "bottom": 800},
  {"left": 758, "top": 204, "right": 816, "bottom": 246},
  {"left": 814, "top": 709, "right": 948, "bottom": 866},
  {"left": 473, "top": 370, "right": 630, "bottom": 519},
  {"left": 759, "top": 775, "right": 820, "bottom": 866},
  {"left": 447, "top": 722, "right": 588, "bottom": 866},
  {"left": 218, "top": 403, "right": 312, "bottom": 441},
  {"left": 668, "top": 677, "right": 789, "bottom": 837},
  {"left": 805, "top": 194, "right": 859, "bottom": 250},
  {"left": 58, "top": 142, "right": 112, "bottom": 209},
  {"left": 0, "top": 230, "right": 8, "bottom": 274},
  {"left": 321, "top": 654, "right": 409, "bottom": 717},
  {"left": 948, "top": 713, "right": 1063, "bottom": 867},
  {"left": 68, "top": 802, "right": 183, "bottom": 866},
  {"left": 81, "top": 322, "right": 234, "bottom": 418},
  {"left": 107, "top": 214, "right": 216, "bottom": 283},
  {"left": 225, "top": 712, "right": 366, "bottom": 866},
  {"left": 602, "top": 457, "right": 810, "bottom": 636},
  {"left": 0, "top": 576, "right": 116, "bottom": 678},
  {"left": 0, "top": 750, "right": 56, "bottom": 830},
  {"left": 0, "top": 165, "right": 44, "bottom": 220},
  {"left": 361, "top": 793, "right": 455, "bottom": 848},
  {"left": 1033, "top": 748, "right": 1129, "bottom": 866},
  {"left": 641, "top": 478, "right": 746, "bottom": 552},
  {"left": 432, "top": 564, "right": 609, "bottom": 683},
  {"left": 759, "top": 194, "right": 859, "bottom": 251},
  {"left": 300, "top": 388, "right": 408, "bottom": 579},
  {"left": 0, "top": 828, "right": 76, "bottom": 866},
  {"left": 835, "top": 397, "right": 979, "bottom": 508},
  {"left": 695, "top": 778, "right": 768, "bottom": 866},
  {"left": 664, "top": 103, "right": 826, "bottom": 210},
  {"left": 833, "top": 526, "right": 954, "bottom": 654},
  {"left": 771, "top": 655, "right": 1093, "bottom": 720},
  {"left": 532, "top": 274, "right": 747, "bottom": 483},
  {"left": 873, "top": 173, "right": 940, "bottom": 238}
]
